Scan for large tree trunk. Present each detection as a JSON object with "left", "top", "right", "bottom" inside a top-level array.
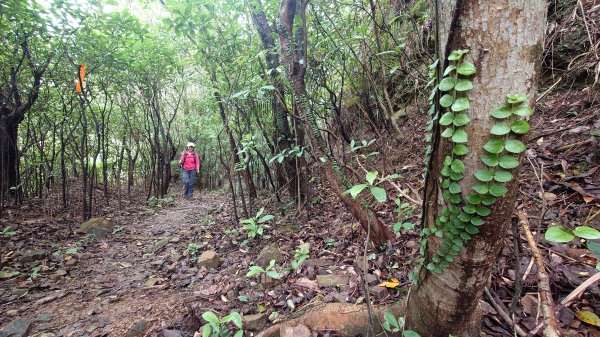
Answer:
[{"left": 406, "top": 1, "right": 547, "bottom": 336}]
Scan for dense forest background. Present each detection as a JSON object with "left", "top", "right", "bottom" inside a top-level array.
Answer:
[{"left": 0, "top": 0, "right": 599, "bottom": 336}]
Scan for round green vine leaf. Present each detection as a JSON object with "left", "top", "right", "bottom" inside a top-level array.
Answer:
[
  {"left": 449, "top": 171, "right": 463, "bottom": 181},
  {"left": 451, "top": 129, "right": 468, "bottom": 143},
  {"left": 507, "top": 93, "right": 527, "bottom": 104},
  {"left": 493, "top": 170, "right": 513, "bottom": 183},
  {"left": 441, "top": 127, "right": 454, "bottom": 138},
  {"left": 457, "top": 62, "right": 476, "bottom": 76},
  {"left": 439, "top": 112, "right": 455, "bottom": 126},
  {"left": 481, "top": 195, "right": 497, "bottom": 205},
  {"left": 499, "top": 155, "right": 519, "bottom": 169},
  {"left": 475, "top": 206, "right": 491, "bottom": 216},
  {"left": 513, "top": 105, "right": 533, "bottom": 117},
  {"left": 474, "top": 169, "right": 493, "bottom": 182},
  {"left": 481, "top": 154, "right": 500, "bottom": 167},
  {"left": 504, "top": 139, "right": 527, "bottom": 153},
  {"left": 545, "top": 226, "right": 574, "bottom": 243},
  {"left": 471, "top": 217, "right": 484, "bottom": 226},
  {"left": 460, "top": 232, "right": 471, "bottom": 240},
  {"left": 453, "top": 144, "right": 469, "bottom": 155},
  {"left": 491, "top": 107, "right": 512, "bottom": 118},
  {"left": 458, "top": 212, "right": 472, "bottom": 222},
  {"left": 490, "top": 122, "right": 511, "bottom": 135},
  {"left": 510, "top": 120, "right": 530, "bottom": 134},
  {"left": 466, "top": 194, "right": 481, "bottom": 204},
  {"left": 449, "top": 182, "right": 461, "bottom": 194},
  {"left": 465, "top": 225, "right": 480, "bottom": 235},
  {"left": 439, "top": 77, "right": 456, "bottom": 91},
  {"left": 472, "top": 183, "right": 489, "bottom": 194},
  {"left": 572, "top": 226, "right": 600, "bottom": 240},
  {"left": 483, "top": 139, "right": 504, "bottom": 154},
  {"left": 443, "top": 65, "right": 457, "bottom": 76},
  {"left": 455, "top": 79, "right": 473, "bottom": 91},
  {"left": 462, "top": 205, "right": 476, "bottom": 215},
  {"left": 453, "top": 113, "right": 471, "bottom": 126},
  {"left": 488, "top": 184, "right": 508, "bottom": 197},
  {"left": 451, "top": 159, "right": 465, "bottom": 173},
  {"left": 448, "top": 49, "right": 469, "bottom": 60},
  {"left": 440, "top": 94, "right": 454, "bottom": 107},
  {"left": 441, "top": 166, "right": 451, "bottom": 176},
  {"left": 450, "top": 195, "right": 461, "bottom": 204},
  {"left": 451, "top": 97, "right": 470, "bottom": 112}
]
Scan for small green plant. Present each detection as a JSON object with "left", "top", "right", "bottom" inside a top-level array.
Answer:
[
  {"left": 381, "top": 312, "right": 420, "bottom": 336},
  {"left": 65, "top": 246, "right": 78, "bottom": 255},
  {"left": 246, "top": 259, "right": 281, "bottom": 280},
  {"left": 545, "top": 225, "right": 600, "bottom": 270},
  {"left": 147, "top": 195, "right": 175, "bottom": 207},
  {"left": 186, "top": 243, "right": 202, "bottom": 258},
  {"left": 201, "top": 310, "right": 243, "bottom": 337},
  {"left": 324, "top": 238, "right": 336, "bottom": 247},
  {"left": 28, "top": 265, "right": 42, "bottom": 282},
  {"left": 291, "top": 246, "right": 309, "bottom": 270},
  {"left": 393, "top": 199, "right": 416, "bottom": 233},
  {"left": 343, "top": 171, "right": 400, "bottom": 203},
  {"left": 112, "top": 226, "right": 124, "bottom": 235},
  {"left": 0, "top": 226, "right": 17, "bottom": 237},
  {"left": 241, "top": 207, "right": 274, "bottom": 239}
]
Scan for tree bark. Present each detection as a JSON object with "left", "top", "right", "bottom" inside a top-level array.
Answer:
[{"left": 406, "top": 1, "right": 547, "bottom": 336}]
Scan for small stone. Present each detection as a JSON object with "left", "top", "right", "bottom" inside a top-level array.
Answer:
[
  {"left": 77, "top": 218, "right": 115, "bottom": 238},
  {"left": 0, "top": 319, "right": 33, "bottom": 337},
  {"left": 369, "top": 286, "right": 389, "bottom": 300},
  {"left": 365, "top": 274, "right": 379, "bottom": 286},
  {"left": 34, "top": 312, "right": 54, "bottom": 323},
  {"left": 281, "top": 324, "right": 311, "bottom": 337},
  {"left": 255, "top": 244, "right": 284, "bottom": 267},
  {"left": 169, "top": 237, "right": 180, "bottom": 243},
  {"left": 260, "top": 274, "right": 276, "bottom": 289},
  {"left": 162, "top": 329, "right": 183, "bottom": 337},
  {"left": 126, "top": 320, "right": 154, "bottom": 337},
  {"left": 242, "top": 314, "right": 268, "bottom": 331},
  {"left": 197, "top": 251, "right": 220, "bottom": 269},
  {"left": 20, "top": 249, "right": 46, "bottom": 263},
  {"left": 55, "top": 269, "right": 67, "bottom": 277},
  {"left": 354, "top": 256, "right": 368, "bottom": 272},
  {"left": 5, "top": 310, "right": 19, "bottom": 317},
  {"left": 303, "top": 258, "right": 334, "bottom": 267},
  {"left": 316, "top": 274, "right": 350, "bottom": 288}
]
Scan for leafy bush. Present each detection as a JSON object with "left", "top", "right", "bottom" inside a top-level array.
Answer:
[
  {"left": 201, "top": 310, "right": 243, "bottom": 337},
  {"left": 241, "top": 207, "right": 274, "bottom": 239}
]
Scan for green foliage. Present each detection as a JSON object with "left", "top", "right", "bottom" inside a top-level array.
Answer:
[
  {"left": 545, "top": 225, "right": 600, "bottom": 270},
  {"left": 343, "top": 170, "right": 400, "bottom": 203},
  {"left": 147, "top": 195, "right": 175, "bottom": 208},
  {"left": 240, "top": 207, "right": 274, "bottom": 239},
  {"left": 393, "top": 199, "right": 415, "bottom": 233},
  {"left": 291, "top": 247, "right": 310, "bottom": 270},
  {"left": 419, "top": 50, "right": 533, "bottom": 278},
  {"left": 186, "top": 243, "right": 202, "bottom": 258},
  {"left": 0, "top": 226, "right": 17, "bottom": 237},
  {"left": 381, "top": 312, "right": 420, "bottom": 336},
  {"left": 201, "top": 310, "right": 243, "bottom": 337},
  {"left": 246, "top": 259, "right": 281, "bottom": 280}
]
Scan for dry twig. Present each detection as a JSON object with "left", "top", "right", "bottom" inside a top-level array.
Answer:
[{"left": 484, "top": 287, "right": 527, "bottom": 337}]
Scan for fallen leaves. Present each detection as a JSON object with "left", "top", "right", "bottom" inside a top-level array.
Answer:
[{"left": 576, "top": 310, "right": 600, "bottom": 327}]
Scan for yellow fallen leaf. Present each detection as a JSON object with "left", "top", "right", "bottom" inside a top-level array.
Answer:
[
  {"left": 576, "top": 310, "right": 600, "bottom": 327},
  {"left": 204, "top": 233, "right": 213, "bottom": 239},
  {"left": 378, "top": 279, "right": 400, "bottom": 288}
]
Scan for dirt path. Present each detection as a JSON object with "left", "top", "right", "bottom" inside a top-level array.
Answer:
[{"left": 1, "top": 191, "right": 232, "bottom": 337}]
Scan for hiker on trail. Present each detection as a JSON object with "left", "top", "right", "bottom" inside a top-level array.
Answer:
[{"left": 180, "top": 142, "right": 200, "bottom": 199}]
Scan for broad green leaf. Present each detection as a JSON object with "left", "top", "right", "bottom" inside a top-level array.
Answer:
[
  {"left": 511, "top": 120, "right": 530, "bottom": 134},
  {"left": 460, "top": 232, "right": 472, "bottom": 240},
  {"left": 465, "top": 225, "right": 480, "bottom": 234},
  {"left": 443, "top": 65, "right": 456, "bottom": 76},
  {"left": 507, "top": 93, "right": 527, "bottom": 103},
  {"left": 588, "top": 241, "right": 600, "bottom": 256},
  {"left": 448, "top": 49, "right": 469, "bottom": 60},
  {"left": 345, "top": 184, "right": 367, "bottom": 199},
  {"left": 384, "top": 312, "right": 399, "bottom": 329},
  {"left": 370, "top": 186, "right": 387, "bottom": 202},
  {"left": 513, "top": 106, "right": 533, "bottom": 117},
  {"left": 474, "top": 169, "right": 493, "bottom": 182},
  {"left": 453, "top": 114, "right": 471, "bottom": 126},
  {"left": 488, "top": 184, "right": 508, "bottom": 197},
  {"left": 451, "top": 97, "right": 470, "bottom": 112},
  {"left": 457, "top": 62, "right": 476, "bottom": 76},
  {"left": 463, "top": 204, "right": 476, "bottom": 214},
  {"left": 573, "top": 226, "right": 600, "bottom": 240},
  {"left": 483, "top": 139, "right": 505, "bottom": 154},
  {"left": 466, "top": 194, "right": 481, "bottom": 204},
  {"left": 258, "top": 214, "right": 274, "bottom": 223},
  {"left": 439, "top": 112, "right": 455, "bottom": 126},
  {"left": 499, "top": 155, "right": 519, "bottom": 169},
  {"left": 471, "top": 217, "right": 484, "bottom": 226},
  {"left": 491, "top": 107, "right": 512, "bottom": 118},
  {"left": 481, "top": 154, "right": 500, "bottom": 167},
  {"left": 545, "top": 226, "right": 574, "bottom": 243},
  {"left": 202, "top": 311, "right": 220, "bottom": 325},
  {"left": 202, "top": 324, "right": 212, "bottom": 337},
  {"left": 440, "top": 94, "right": 454, "bottom": 107},
  {"left": 493, "top": 170, "right": 513, "bottom": 183},
  {"left": 223, "top": 312, "right": 243, "bottom": 328},
  {"left": 472, "top": 183, "right": 489, "bottom": 194},
  {"left": 449, "top": 182, "right": 461, "bottom": 194},
  {"left": 455, "top": 79, "right": 473, "bottom": 91},
  {"left": 504, "top": 139, "right": 527, "bottom": 153},
  {"left": 481, "top": 195, "right": 497, "bottom": 205},
  {"left": 246, "top": 266, "right": 265, "bottom": 277},
  {"left": 451, "top": 129, "right": 468, "bottom": 143},
  {"left": 266, "top": 270, "right": 281, "bottom": 280},
  {"left": 575, "top": 311, "right": 600, "bottom": 328},
  {"left": 452, "top": 144, "right": 468, "bottom": 155},
  {"left": 476, "top": 206, "right": 491, "bottom": 216},
  {"left": 451, "top": 159, "right": 465, "bottom": 173},
  {"left": 441, "top": 128, "right": 454, "bottom": 138},
  {"left": 439, "top": 77, "right": 456, "bottom": 91},
  {"left": 234, "top": 330, "right": 244, "bottom": 337},
  {"left": 366, "top": 171, "right": 378, "bottom": 185},
  {"left": 490, "top": 122, "right": 511, "bottom": 135}
]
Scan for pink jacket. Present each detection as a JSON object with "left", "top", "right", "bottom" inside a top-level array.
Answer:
[{"left": 180, "top": 151, "right": 200, "bottom": 171}]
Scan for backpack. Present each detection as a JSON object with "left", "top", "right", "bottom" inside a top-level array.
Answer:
[{"left": 181, "top": 151, "right": 197, "bottom": 166}]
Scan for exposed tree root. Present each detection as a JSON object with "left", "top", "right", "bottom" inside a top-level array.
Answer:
[{"left": 256, "top": 301, "right": 405, "bottom": 337}]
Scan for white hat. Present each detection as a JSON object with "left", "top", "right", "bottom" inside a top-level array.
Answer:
[{"left": 187, "top": 142, "right": 195, "bottom": 148}]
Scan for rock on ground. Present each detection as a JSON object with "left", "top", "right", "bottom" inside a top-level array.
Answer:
[
  {"left": 0, "top": 319, "right": 32, "bottom": 337},
  {"left": 76, "top": 218, "right": 115, "bottom": 238}
]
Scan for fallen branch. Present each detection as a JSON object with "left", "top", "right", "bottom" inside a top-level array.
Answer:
[
  {"left": 518, "top": 211, "right": 562, "bottom": 337},
  {"left": 256, "top": 301, "right": 405, "bottom": 337},
  {"left": 484, "top": 287, "right": 527, "bottom": 337},
  {"left": 560, "top": 272, "right": 600, "bottom": 307}
]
